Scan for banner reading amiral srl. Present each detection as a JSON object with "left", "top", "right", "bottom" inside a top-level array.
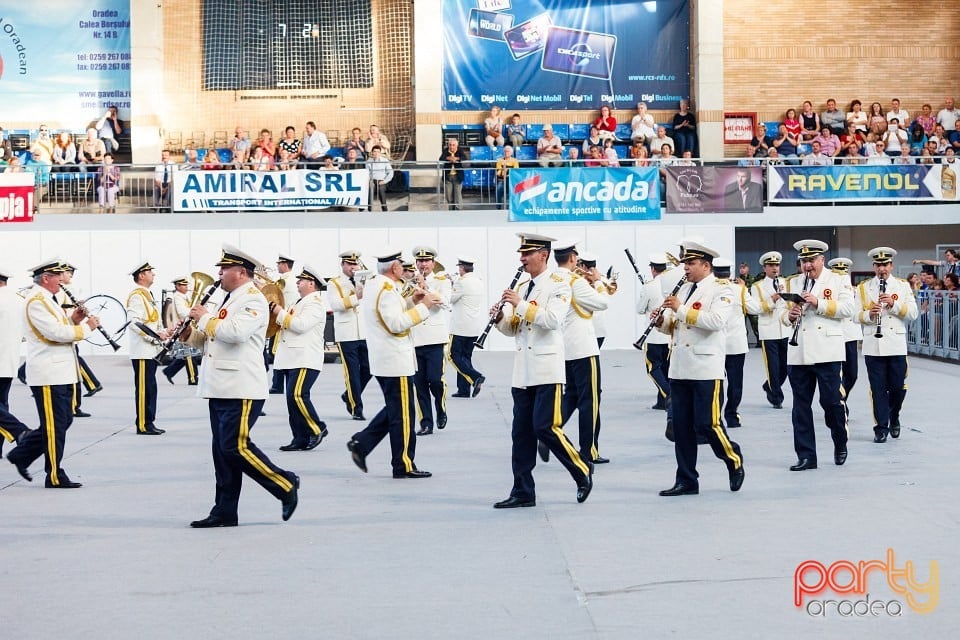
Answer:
[
  {"left": 769, "top": 164, "right": 959, "bottom": 202},
  {"left": 664, "top": 165, "right": 764, "bottom": 213},
  {"left": 0, "top": 173, "right": 35, "bottom": 223},
  {"left": 172, "top": 169, "right": 371, "bottom": 212},
  {"left": 508, "top": 166, "right": 660, "bottom": 222}
]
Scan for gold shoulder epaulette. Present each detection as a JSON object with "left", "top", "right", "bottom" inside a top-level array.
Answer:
[
  {"left": 247, "top": 286, "right": 259, "bottom": 295},
  {"left": 716, "top": 278, "right": 731, "bottom": 284},
  {"left": 434, "top": 273, "right": 447, "bottom": 281},
  {"left": 383, "top": 281, "right": 394, "bottom": 291},
  {"left": 550, "top": 273, "right": 564, "bottom": 283}
]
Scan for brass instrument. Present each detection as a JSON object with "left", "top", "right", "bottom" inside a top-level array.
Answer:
[
  {"left": 574, "top": 264, "right": 618, "bottom": 294},
  {"left": 147, "top": 273, "right": 220, "bottom": 364},
  {"left": 634, "top": 276, "right": 687, "bottom": 349},
  {"left": 664, "top": 251, "right": 681, "bottom": 267},
  {"left": 252, "top": 266, "right": 286, "bottom": 338}
]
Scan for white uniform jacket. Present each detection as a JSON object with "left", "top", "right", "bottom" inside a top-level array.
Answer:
[
  {"left": 411, "top": 272, "right": 452, "bottom": 347},
  {"left": 361, "top": 274, "right": 435, "bottom": 377},
  {"left": 723, "top": 280, "right": 752, "bottom": 356},
  {"left": 591, "top": 281, "right": 612, "bottom": 340},
  {"left": 657, "top": 274, "right": 732, "bottom": 380},
  {"left": 856, "top": 276, "right": 918, "bottom": 357},
  {"left": 636, "top": 275, "right": 670, "bottom": 346},
  {"left": 781, "top": 270, "right": 855, "bottom": 365},
  {"left": 126, "top": 285, "right": 163, "bottom": 359},
  {"left": 186, "top": 285, "right": 270, "bottom": 400},
  {"left": 327, "top": 273, "right": 365, "bottom": 342},
  {"left": 750, "top": 276, "right": 789, "bottom": 341},
  {"left": 495, "top": 270, "right": 570, "bottom": 388},
  {"left": 0, "top": 287, "right": 25, "bottom": 378},
  {"left": 557, "top": 267, "right": 607, "bottom": 361},
  {"left": 449, "top": 272, "right": 486, "bottom": 337},
  {"left": 23, "top": 286, "right": 89, "bottom": 386},
  {"left": 278, "top": 272, "right": 299, "bottom": 308},
  {"left": 273, "top": 290, "right": 329, "bottom": 371},
  {"left": 836, "top": 273, "right": 864, "bottom": 342},
  {"left": 173, "top": 290, "right": 190, "bottom": 321}
]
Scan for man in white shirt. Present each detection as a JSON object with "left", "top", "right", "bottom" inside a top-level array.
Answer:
[
  {"left": 630, "top": 102, "right": 656, "bottom": 145},
  {"left": 936, "top": 97, "right": 958, "bottom": 132},
  {"left": 649, "top": 126, "right": 675, "bottom": 159},
  {"left": 801, "top": 141, "right": 831, "bottom": 166},
  {"left": 300, "top": 121, "right": 331, "bottom": 166},
  {"left": 886, "top": 99, "right": 911, "bottom": 127},
  {"left": 866, "top": 142, "right": 891, "bottom": 165},
  {"left": 153, "top": 150, "right": 176, "bottom": 209}
]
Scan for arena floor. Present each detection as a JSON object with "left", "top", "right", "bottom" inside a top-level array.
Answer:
[{"left": 2, "top": 350, "right": 955, "bottom": 638}]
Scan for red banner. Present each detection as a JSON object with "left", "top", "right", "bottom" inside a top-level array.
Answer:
[{"left": 0, "top": 174, "right": 35, "bottom": 223}]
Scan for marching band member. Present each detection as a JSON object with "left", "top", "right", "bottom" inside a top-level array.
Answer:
[
  {"left": 346, "top": 249, "right": 443, "bottom": 479},
  {"left": 492, "top": 233, "right": 593, "bottom": 508},
  {"left": 855, "top": 247, "right": 918, "bottom": 443},
  {"left": 183, "top": 245, "right": 300, "bottom": 527},
  {"left": 126, "top": 261, "right": 170, "bottom": 435},
  {"left": 827, "top": 257, "right": 863, "bottom": 411},
  {"left": 7, "top": 259, "right": 100, "bottom": 488},
  {"left": 59, "top": 264, "right": 102, "bottom": 413},
  {"left": 654, "top": 241, "right": 745, "bottom": 496},
  {"left": 577, "top": 252, "right": 614, "bottom": 349},
  {"left": 268, "top": 254, "right": 299, "bottom": 394},
  {"left": 271, "top": 264, "right": 330, "bottom": 452},
  {"left": 161, "top": 277, "right": 199, "bottom": 385},
  {"left": 0, "top": 267, "right": 30, "bottom": 455},
  {"left": 714, "top": 258, "right": 756, "bottom": 430},
  {"left": 411, "top": 246, "right": 452, "bottom": 435},
  {"left": 327, "top": 250, "right": 371, "bottom": 420},
  {"left": 750, "top": 252, "right": 789, "bottom": 409},
  {"left": 448, "top": 256, "right": 486, "bottom": 398},
  {"left": 637, "top": 254, "right": 672, "bottom": 411},
  {"left": 782, "top": 240, "right": 855, "bottom": 471}
]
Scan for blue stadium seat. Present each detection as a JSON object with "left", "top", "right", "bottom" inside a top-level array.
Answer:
[
  {"left": 615, "top": 123, "right": 632, "bottom": 140},
  {"left": 764, "top": 121, "right": 779, "bottom": 138},
  {"left": 613, "top": 144, "right": 629, "bottom": 159},
  {"left": 468, "top": 146, "right": 492, "bottom": 161},
  {"left": 525, "top": 124, "right": 545, "bottom": 142},
  {"left": 514, "top": 145, "right": 537, "bottom": 161},
  {"left": 551, "top": 124, "right": 570, "bottom": 141},
  {"left": 462, "top": 168, "right": 495, "bottom": 189},
  {"left": 217, "top": 148, "right": 232, "bottom": 163},
  {"left": 569, "top": 123, "right": 590, "bottom": 142}
]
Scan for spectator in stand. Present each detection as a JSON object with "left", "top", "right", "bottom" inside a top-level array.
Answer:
[
  {"left": 277, "top": 126, "right": 301, "bottom": 169},
  {"left": 936, "top": 97, "right": 958, "bottom": 134},
  {"left": 0, "top": 126, "right": 12, "bottom": 164},
  {"left": 341, "top": 147, "right": 363, "bottom": 170},
  {"left": 867, "top": 102, "right": 888, "bottom": 136},
  {"left": 944, "top": 273, "right": 960, "bottom": 293},
  {"left": 914, "top": 249, "right": 960, "bottom": 277},
  {"left": 505, "top": 113, "right": 525, "bottom": 150},
  {"left": 738, "top": 145, "right": 761, "bottom": 167},
  {"left": 364, "top": 125, "right": 391, "bottom": 159},
  {"left": 536, "top": 125, "right": 564, "bottom": 167},
  {"left": 887, "top": 99, "right": 911, "bottom": 127},
  {"left": 671, "top": 99, "right": 697, "bottom": 156},
  {"left": 749, "top": 123, "right": 773, "bottom": 158},
  {"left": 604, "top": 142, "right": 621, "bottom": 167},
  {"left": 846, "top": 99, "right": 869, "bottom": 133},
  {"left": 229, "top": 147, "right": 246, "bottom": 170},
  {"left": 866, "top": 141, "right": 891, "bottom": 165},
  {"left": 650, "top": 126, "right": 675, "bottom": 159},
  {"left": 893, "top": 144, "right": 914, "bottom": 165},
  {"left": 319, "top": 155, "right": 338, "bottom": 171},
  {"left": 97, "top": 154, "right": 121, "bottom": 213},
  {"left": 840, "top": 122, "right": 864, "bottom": 156},
  {"left": 181, "top": 148, "right": 200, "bottom": 170},
  {"left": 51, "top": 132, "right": 77, "bottom": 172},
  {"left": 657, "top": 144, "right": 676, "bottom": 172},
  {"left": 154, "top": 149, "right": 175, "bottom": 209},
  {"left": 95, "top": 106, "right": 123, "bottom": 154},
  {"left": 631, "top": 102, "right": 656, "bottom": 146},
  {"left": 257, "top": 129, "right": 276, "bottom": 161},
  {"left": 813, "top": 126, "right": 841, "bottom": 158},
  {"left": 882, "top": 119, "right": 908, "bottom": 156},
  {"left": 676, "top": 150, "right": 696, "bottom": 166},
  {"left": 907, "top": 273, "right": 921, "bottom": 292},
  {"left": 78, "top": 127, "right": 106, "bottom": 166},
  {"left": 584, "top": 145, "right": 607, "bottom": 168},
  {"left": 840, "top": 145, "right": 862, "bottom": 165},
  {"left": 23, "top": 149, "right": 51, "bottom": 188},
  {"left": 440, "top": 138, "right": 467, "bottom": 210},
  {"left": 250, "top": 145, "right": 274, "bottom": 171},
  {"left": 772, "top": 123, "right": 799, "bottom": 163},
  {"left": 229, "top": 127, "right": 251, "bottom": 165},
  {"left": 908, "top": 123, "right": 928, "bottom": 156},
  {"left": 341, "top": 127, "right": 365, "bottom": 161},
  {"left": 914, "top": 103, "right": 936, "bottom": 135},
  {"left": 582, "top": 125, "right": 603, "bottom": 155},
  {"left": 931, "top": 127, "right": 949, "bottom": 154},
  {"left": 821, "top": 98, "right": 846, "bottom": 135},
  {"left": 918, "top": 147, "right": 935, "bottom": 165},
  {"left": 484, "top": 105, "right": 505, "bottom": 149},
  {"left": 201, "top": 148, "right": 222, "bottom": 170},
  {"left": 365, "top": 145, "right": 393, "bottom": 212},
  {"left": 567, "top": 147, "right": 580, "bottom": 165},
  {"left": 782, "top": 108, "right": 802, "bottom": 140},
  {"left": 630, "top": 140, "right": 650, "bottom": 166},
  {"left": 801, "top": 141, "right": 831, "bottom": 166},
  {"left": 30, "top": 125, "right": 54, "bottom": 163},
  {"left": 766, "top": 147, "right": 783, "bottom": 165},
  {"left": 799, "top": 101, "right": 820, "bottom": 141},
  {"left": 862, "top": 132, "right": 879, "bottom": 157},
  {"left": 593, "top": 105, "right": 617, "bottom": 140},
  {"left": 302, "top": 120, "right": 332, "bottom": 168},
  {"left": 495, "top": 145, "right": 519, "bottom": 207},
  {"left": 4, "top": 156, "right": 23, "bottom": 173}
]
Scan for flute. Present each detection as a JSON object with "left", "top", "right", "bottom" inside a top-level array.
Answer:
[
  {"left": 59, "top": 285, "right": 121, "bottom": 351},
  {"left": 633, "top": 275, "right": 687, "bottom": 350},
  {"left": 475, "top": 266, "right": 525, "bottom": 350}
]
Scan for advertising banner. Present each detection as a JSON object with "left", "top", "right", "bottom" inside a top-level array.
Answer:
[
  {"left": 172, "top": 169, "right": 370, "bottom": 212},
  {"left": 768, "top": 164, "right": 958, "bottom": 202},
  {"left": 0, "top": 173, "right": 36, "bottom": 223},
  {"left": 508, "top": 166, "right": 660, "bottom": 222},
  {"left": 442, "top": 0, "right": 690, "bottom": 111},
  {"left": 0, "top": 1, "right": 131, "bottom": 126},
  {"left": 664, "top": 165, "right": 764, "bottom": 213}
]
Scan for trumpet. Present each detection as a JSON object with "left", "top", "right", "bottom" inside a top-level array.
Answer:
[
  {"left": 789, "top": 276, "right": 815, "bottom": 347},
  {"left": 59, "top": 285, "right": 121, "bottom": 351},
  {"left": 475, "top": 266, "right": 526, "bottom": 349},
  {"left": 634, "top": 276, "right": 686, "bottom": 350},
  {"left": 575, "top": 264, "right": 618, "bottom": 294},
  {"left": 874, "top": 278, "right": 886, "bottom": 338},
  {"left": 410, "top": 271, "right": 450, "bottom": 310}
]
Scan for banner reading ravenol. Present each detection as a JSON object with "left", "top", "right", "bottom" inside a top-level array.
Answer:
[
  {"left": 172, "top": 169, "right": 370, "bottom": 212},
  {"left": 768, "top": 164, "right": 958, "bottom": 202},
  {"left": 508, "top": 166, "right": 660, "bottom": 222}
]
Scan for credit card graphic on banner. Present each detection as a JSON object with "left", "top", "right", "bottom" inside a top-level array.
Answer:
[
  {"left": 502, "top": 13, "right": 552, "bottom": 59},
  {"left": 541, "top": 26, "right": 616, "bottom": 80},
  {"left": 468, "top": 8, "right": 515, "bottom": 41}
]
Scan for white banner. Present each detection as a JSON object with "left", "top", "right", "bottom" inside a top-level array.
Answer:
[{"left": 172, "top": 168, "right": 370, "bottom": 212}]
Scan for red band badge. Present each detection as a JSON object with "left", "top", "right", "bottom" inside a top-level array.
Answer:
[
  {"left": 823, "top": 289, "right": 832, "bottom": 299},
  {"left": 892, "top": 293, "right": 899, "bottom": 301},
  {"left": 691, "top": 301, "right": 702, "bottom": 310},
  {"left": 529, "top": 300, "right": 538, "bottom": 306},
  {"left": 218, "top": 309, "right": 228, "bottom": 319}
]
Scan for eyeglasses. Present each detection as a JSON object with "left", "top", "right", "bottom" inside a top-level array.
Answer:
[{"left": 39, "top": 128, "right": 49, "bottom": 132}]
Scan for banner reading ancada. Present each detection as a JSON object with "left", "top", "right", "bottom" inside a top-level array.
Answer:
[{"left": 0, "top": 173, "right": 35, "bottom": 223}]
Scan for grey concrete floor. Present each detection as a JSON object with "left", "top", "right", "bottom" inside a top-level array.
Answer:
[{"left": 1, "top": 350, "right": 955, "bottom": 638}]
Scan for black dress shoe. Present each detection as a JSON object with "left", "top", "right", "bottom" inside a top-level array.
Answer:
[
  {"left": 45, "top": 478, "right": 82, "bottom": 488},
  {"left": 472, "top": 375, "right": 485, "bottom": 397},
  {"left": 665, "top": 419, "right": 674, "bottom": 442},
  {"left": 73, "top": 410, "right": 91, "bottom": 418},
  {"left": 729, "top": 466, "right": 745, "bottom": 492},
  {"left": 659, "top": 483, "right": 699, "bottom": 496},
  {"left": 138, "top": 427, "right": 165, "bottom": 435},
  {"left": 351, "top": 412, "right": 365, "bottom": 421},
  {"left": 416, "top": 426, "right": 433, "bottom": 436},
  {"left": 592, "top": 456, "right": 610, "bottom": 464},
  {"left": 190, "top": 514, "right": 238, "bottom": 528},
  {"left": 890, "top": 417, "right": 901, "bottom": 438},
  {"left": 17, "top": 372, "right": 26, "bottom": 385},
  {"left": 393, "top": 469, "right": 432, "bottom": 478},
  {"left": 834, "top": 447, "right": 848, "bottom": 466},
  {"left": 84, "top": 385, "right": 103, "bottom": 397},
  {"left": 437, "top": 413, "right": 447, "bottom": 430},
  {"left": 576, "top": 467, "right": 593, "bottom": 503},
  {"left": 279, "top": 442, "right": 307, "bottom": 451},
  {"left": 188, "top": 381, "right": 198, "bottom": 386},
  {"left": 493, "top": 496, "right": 536, "bottom": 509},
  {"left": 789, "top": 458, "right": 818, "bottom": 471},
  {"left": 165, "top": 374, "right": 175, "bottom": 385},
  {"left": 9, "top": 458, "right": 32, "bottom": 481},
  {"left": 347, "top": 439, "right": 367, "bottom": 473},
  {"left": 873, "top": 427, "right": 888, "bottom": 444},
  {"left": 268, "top": 387, "right": 284, "bottom": 395},
  {"left": 537, "top": 440, "right": 550, "bottom": 462},
  {"left": 651, "top": 401, "right": 667, "bottom": 411},
  {"left": 305, "top": 427, "right": 328, "bottom": 450},
  {"left": 452, "top": 392, "right": 470, "bottom": 398},
  {"left": 281, "top": 475, "right": 299, "bottom": 521}
]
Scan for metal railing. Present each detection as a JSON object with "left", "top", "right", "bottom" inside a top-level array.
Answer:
[{"left": 907, "top": 291, "right": 960, "bottom": 360}]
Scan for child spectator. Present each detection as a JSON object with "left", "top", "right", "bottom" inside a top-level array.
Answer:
[
  {"left": 484, "top": 105, "right": 505, "bottom": 148},
  {"left": 97, "top": 154, "right": 121, "bottom": 213},
  {"left": 365, "top": 145, "right": 393, "bottom": 211},
  {"left": 505, "top": 113, "right": 525, "bottom": 150}
]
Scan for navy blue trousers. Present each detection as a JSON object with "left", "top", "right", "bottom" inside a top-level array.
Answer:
[
  {"left": 645, "top": 343, "right": 670, "bottom": 404},
  {"left": 282, "top": 368, "right": 325, "bottom": 445},
  {"left": 788, "top": 361, "right": 848, "bottom": 462},
  {"left": 7, "top": 384, "right": 74, "bottom": 485},
  {"left": 414, "top": 344, "right": 446, "bottom": 428},
  {"left": 132, "top": 359, "right": 158, "bottom": 432},
  {"left": 842, "top": 340, "right": 859, "bottom": 399},
  {"left": 669, "top": 379, "right": 743, "bottom": 487},
  {"left": 352, "top": 376, "right": 418, "bottom": 475},
  {"left": 761, "top": 338, "right": 788, "bottom": 404},
  {"left": 864, "top": 355, "right": 908, "bottom": 431},
  {"left": 449, "top": 334, "right": 482, "bottom": 395},
  {"left": 560, "top": 356, "right": 602, "bottom": 460},
  {"left": 338, "top": 340, "right": 372, "bottom": 417},
  {"left": 724, "top": 353, "right": 745, "bottom": 428}
]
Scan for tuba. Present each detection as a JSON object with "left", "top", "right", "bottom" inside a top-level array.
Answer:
[{"left": 253, "top": 265, "right": 286, "bottom": 338}]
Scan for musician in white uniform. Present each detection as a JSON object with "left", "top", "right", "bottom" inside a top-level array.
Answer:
[
  {"left": 827, "top": 257, "right": 863, "bottom": 411},
  {"left": 855, "top": 247, "right": 918, "bottom": 443},
  {"left": 7, "top": 259, "right": 100, "bottom": 488},
  {"left": 750, "top": 251, "right": 789, "bottom": 409},
  {"left": 411, "top": 246, "right": 452, "bottom": 435},
  {"left": 268, "top": 254, "right": 299, "bottom": 394},
  {"left": 127, "top": 261, "right": 170, "bottom": 435},
  {"left": 654, "top": 242, "right": 745, "bottom": 496},
  {"left": 327, "top": 250, "right": 371, "bottom": 420},
  {"left": 636, "top": 254, "right": 672, "bottom": 410},
  {"left": 161, "top": 277, "right": 199, "bottom": 385},
  {"left": 577, "top": 252, "right": 614, "bottom": 349},
  {"left": 448, "top": 256, "right": 486, "bottom": 398},
  {"left": 346, "top": 249, "right": 443, "bottom": 478},
  {"left": 782, "top": 240, "right": 855, "bottom": 471},
  {"left": 59, "top": 264, "right": 102, "bottom": 411},
  {"left": 183, "top": 245, "right": 299, "bottom": 527},
  {"left": 714, "top": 259, "right": 756, "bottom": 430},
  {"left": 492, "top": 233, "right": 593, "bottom": 509},
  {"left": 0, "top": 267, "right": 30, "bottom": 454},
  {"left": 271, "top": 264, "right": 330, "bottom": 452}
]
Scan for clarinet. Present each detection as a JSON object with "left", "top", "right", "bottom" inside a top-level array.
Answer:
[
  {"left": 59, "top": 285, "right": 121, "bottom": 351},
  {"left": 154, "top": 280, "right": 221, "bottom": 361},
  {"left": 633, "top": 275, "right": 687, "bottom": 350},
  {"left": 788, "top": 276, "right": 815, "bottom": 346},
  {"left": 475, "top": 266, "right": 525, "bottom": 350},
  {"left": 624, "top": 248, "right": 645, "bottom": 284},
  {"left": 874, "top": 278, "right": 886, "bottom": 338}
]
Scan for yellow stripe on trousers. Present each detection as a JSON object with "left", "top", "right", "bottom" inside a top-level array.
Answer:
[
  {"left": 589, "top": 356, "right": 600, "bottom": 459},
  {"left": 549, "top": 383, "right": 590, "bottom": 475},
  {"left": 186, "top": 355, "right": 196, "bottom": 383},
  {"left": 760, "top": 341, "right": 773, "bottom": 388},
  {"left": 237, "top": 399, "right": 293, "bottom": 492},
  {"left": 710, "top": 380, "right": 741, "bottom": 469},
  {"left": 79, "top": 363, "right": 96, "bottom": 390},
  {"left": 446, "top": 339, "right": 475, "bottom": 386},
  {"left": 294, "top": 369, "right": 321, "bottom": 435},
  {"left": 43, "top": 386, "right": 59, "bottom": 485},
  {"left": 400, "top": 377, "right": 413, "bottom": 472},
  {"left": 0, "top": 426, "right": 13, "bottom": 442},
  {"left": 644, "top": 348, "right": 667, "bottom": 397},
  {"left": 137, "top": 360, "right": 146, "bottom": 431},
  {"left": 336, "top": 343, "right": 357, "bottom": 412}
]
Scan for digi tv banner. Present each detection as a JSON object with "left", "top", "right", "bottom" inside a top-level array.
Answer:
[
  {"left": 442, "top": 0, "right": 690, "bottom": 111},
  {"left": 508, "top": 166, "right": 660, "bottom": 222},
  {"left": 769, "top": 164, "right": 958, "bottom": 202}
]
